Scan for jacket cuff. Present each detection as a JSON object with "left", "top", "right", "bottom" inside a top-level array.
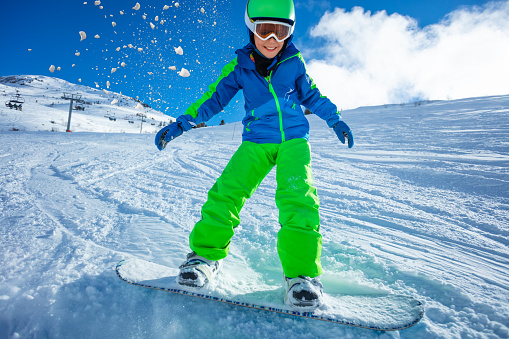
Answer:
[{"left": 176, "top": 115, "right": 197, "bottom": 132}]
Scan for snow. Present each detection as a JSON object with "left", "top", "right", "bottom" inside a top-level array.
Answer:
[
  {"left": 174, "top": 46, "right": 184, "bottom": 55},
  {"left": 177, "top": 68, "right": 190, "bottom": 78},
  {"left": 0, "top": 75, "right": 173, "bottom": 133},
  {"left": 0, "top": 75, "right": 508, "bottom": 338}
]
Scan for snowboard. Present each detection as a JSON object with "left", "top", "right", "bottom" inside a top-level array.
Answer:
[{"left": 115, "top": 258, "right": 424, "bottom": 331}]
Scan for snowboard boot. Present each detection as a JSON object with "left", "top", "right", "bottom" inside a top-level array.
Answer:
[
  {"left": 284, "top": 275, "right": 324, "bottom": 310},
  {"left": 177, "top": 252, "right": 222, "bottom": 288}
]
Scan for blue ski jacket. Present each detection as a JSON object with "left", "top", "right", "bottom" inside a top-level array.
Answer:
[{"left": 183, "top": 39, "right": 341, "bottom": 144}]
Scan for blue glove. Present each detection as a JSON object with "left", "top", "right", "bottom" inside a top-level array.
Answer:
[
  {"left": 155, "top": 115, "right": 197, "bottom": 151},
  {"left": 333, "top": 121, "right": 354, "bottom": 148},
  {"left": 155, "top": 123, "right": 183, "bottom": 151}
]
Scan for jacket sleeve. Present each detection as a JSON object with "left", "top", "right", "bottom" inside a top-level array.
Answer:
[
  {"left": 295, "top": 54, "right": 341, "bottom": 128},
  {"left": 184, "top": 58, "right": 241, "bottom": 124}
]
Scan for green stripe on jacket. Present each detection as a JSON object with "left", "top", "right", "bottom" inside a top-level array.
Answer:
[{"left": 184, "top": 58, "right": 239, "bottom": 119}]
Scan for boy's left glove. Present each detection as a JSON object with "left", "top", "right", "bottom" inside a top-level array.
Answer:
[{"left": 333, "top": 121, "right": 354, "bottom": 148}]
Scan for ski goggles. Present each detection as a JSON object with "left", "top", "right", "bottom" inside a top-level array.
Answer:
[{"left": 252, "top": 21, "right": 293, "bottom": 42}]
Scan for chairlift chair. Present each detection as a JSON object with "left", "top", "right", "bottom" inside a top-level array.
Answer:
[
  {"left": 5, "top": 94, "right": 24, "bottom": 110},
  {"left": 10, "top": 94, "right": 25, "bottom": 104}
]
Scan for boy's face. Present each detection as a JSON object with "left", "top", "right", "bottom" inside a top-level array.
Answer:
[{"left": 254, "top": 35, "right": 285, "bottom": 59}]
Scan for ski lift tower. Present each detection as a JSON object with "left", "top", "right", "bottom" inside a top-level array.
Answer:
[{"left": 62, "top": 93, "right": 83, "bottom": 132}]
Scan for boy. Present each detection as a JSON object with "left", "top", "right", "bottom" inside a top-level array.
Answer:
[{"left": 155, "top": 0, "right": 354, "bottom": 309}]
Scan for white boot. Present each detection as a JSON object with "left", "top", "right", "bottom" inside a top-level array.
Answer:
[
  {"left": 284, "top": 275, "right": 324, "bottom": 310},
  {"left": 178, "top": 252, "right": 222, "bottom": 288}
]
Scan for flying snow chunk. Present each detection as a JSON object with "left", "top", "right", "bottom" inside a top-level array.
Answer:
[
  {"left": 174, "top": 46, "right": 183, "bottom": 55},
  {"left": 94, "top": 34, "right": 100, "bottom": 39},
  {"left": 120, "top": 11, "right": 124, "bottom": 15},
  {"left": 78, "top": 78, "right": 82, "bottom": 82},
  {"left": 178, "top": 68, "right": 190, "bottom": 77},
  {"left": 111, "top": 99, "right": 118, "bottom": 105},
  {"left": 106, "top": 81, "right": 111, "bottom": 88},
  {"left": 95, "top": 1, "right": 100, "bottom": 6},
  {"left": 168, "top": 66, "right": 176, "bottom": 70},
  {"left": 150, "top": 22, "right": 155, "bottom": 29},
  {"left": 57, "top": 67, "right": 61, "bottom": 71},
  {"left": 112, "top": 22, "right": 116, "bottom": 27},
  {"left": 200, "top": 8, "right": 205, "bottom": 13},
  {"left": 111, "top": 68, "right": 117, "bottom": 74},
  {"left": 135, "top": 103, "right": 144, "bottom": 111},
  {"left": 121, "top": 62, "right": 126, "bottom": 67},
  {"left": 79, "top": 31, "right": 86, "bottom": 41},
  {"left": 49, "top": 65, "right": 55, "bottom": 73},
  {"left": 163, "top": 5, "right": 170, "bottom": 10},
  {"left": 75, "top": 52, "right": 81, "bottom": 56},
  {"left": 137, "top": 47, "right": 143, "bottom": 52},
  {"left": 133, "top": 2, "right": 140, "bottom": 10},
  {"left": 175, "top": 3, "right": 179, "bottom": 8},
  {"left": 28, "top": 49, "right": 32, "bottom": 52}
]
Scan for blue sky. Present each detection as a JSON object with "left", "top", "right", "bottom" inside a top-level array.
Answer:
[{"left": 0, "top": 0, "right": 504, "bottom": 125}]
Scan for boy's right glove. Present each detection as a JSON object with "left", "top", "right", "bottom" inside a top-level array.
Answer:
[
  {"left": 333, "top": 121, "right": 354, "bottom": 148},
  {"left": 155, "top": 123, "right": 183, "bottom": 151},
  {"left": 155, "top": 115, "right": 198, "bottom": 151}
]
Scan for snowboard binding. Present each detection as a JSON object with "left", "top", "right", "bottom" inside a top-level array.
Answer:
[{"left": 177, "top": 252, "right": 222, "bottom": 288}]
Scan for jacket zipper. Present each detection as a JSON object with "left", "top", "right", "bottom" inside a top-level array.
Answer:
[
  {"left": 246, "top": 110, "right": 257, "bottom": 132},
  {"left": 266, "top": 71, "right": 286, "bottom": 143}
]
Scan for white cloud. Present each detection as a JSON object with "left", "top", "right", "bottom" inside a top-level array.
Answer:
[{"left": 305, "top": 1, "right": 509, "bottom": 109}]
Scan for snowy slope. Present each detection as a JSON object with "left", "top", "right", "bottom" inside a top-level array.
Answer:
[
  {"left": 0, "top": 75, "right": 173, "bottom": 134},
  {"left": 0, "top": 93, "right": 508, "bottom": 338}
]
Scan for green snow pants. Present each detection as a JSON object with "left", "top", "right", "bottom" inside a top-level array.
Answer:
[{"left": 189, "top": 138, "right": 322, "bottom": 278}]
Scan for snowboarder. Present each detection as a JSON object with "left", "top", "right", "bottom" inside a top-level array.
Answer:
[{"left": 155, "top": 0, "right": 354, "bottom": 309}]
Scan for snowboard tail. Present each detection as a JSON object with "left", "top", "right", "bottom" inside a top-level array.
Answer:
[{"left": 115, "top": 258, "right": 424, "bottom": 331}]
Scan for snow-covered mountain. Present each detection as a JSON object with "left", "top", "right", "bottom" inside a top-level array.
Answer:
[
  {"left": 0, "top": 86, "right": 508, "bottom": 338},
  {"left": 0, "top": 75, "right": 174, "bottom": 133}
]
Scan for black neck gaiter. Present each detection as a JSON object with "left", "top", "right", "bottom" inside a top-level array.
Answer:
[{"left": 253, "top": 51, "right": 274, "bottom": 78}]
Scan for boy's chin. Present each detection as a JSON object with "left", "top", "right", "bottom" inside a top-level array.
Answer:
[{"left": 260, "top": 47, "right": 280, "bottom": 58}]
